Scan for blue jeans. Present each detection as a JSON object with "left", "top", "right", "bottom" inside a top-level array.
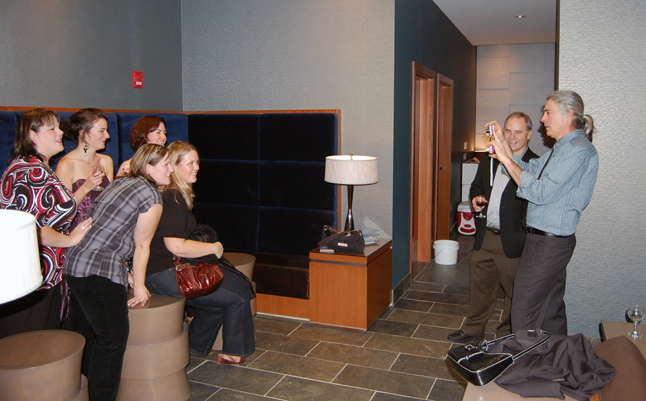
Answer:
[
  {"left": 146, "top": 267, "right": 255, "bottom": 357},
  {"left": 66, "top": 275, "right": 129, "bottom": 401}
]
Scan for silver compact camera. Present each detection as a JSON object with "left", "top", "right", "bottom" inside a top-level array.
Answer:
[{"left": 486, "top": 125, "right": 495, "bottom": 154}]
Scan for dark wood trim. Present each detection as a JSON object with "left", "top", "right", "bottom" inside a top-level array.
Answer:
[{"left": 0, "top": 106, "right": 341, "bottom": 116}]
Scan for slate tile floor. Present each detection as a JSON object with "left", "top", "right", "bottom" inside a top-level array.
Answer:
[{"left": 186, "top": 236, "right": 492, "bottom": 401}]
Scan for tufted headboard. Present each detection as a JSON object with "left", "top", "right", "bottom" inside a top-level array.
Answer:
[{"left": 189, "top": 112, "right": 339, "bottom": 257}]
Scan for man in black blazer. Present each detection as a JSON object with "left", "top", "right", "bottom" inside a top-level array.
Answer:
[{"left": 448, "top": 112, "right": 538, "bottom": 344}]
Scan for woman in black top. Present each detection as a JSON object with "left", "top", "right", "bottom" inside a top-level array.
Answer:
[{"left": 145, "top": 141, "right": 255, "bottom": 364}]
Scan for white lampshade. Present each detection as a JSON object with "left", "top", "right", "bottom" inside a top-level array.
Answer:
[
  {"left": 0, "top": 210, "right": 42, "bottom": 304},
  {"left": 324, "top": 155, "right": 379, "bottom": 185}
]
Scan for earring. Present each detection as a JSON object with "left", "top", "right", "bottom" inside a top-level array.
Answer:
[{"left": 83, "top": 142, "right": 88, "bottom": 153}]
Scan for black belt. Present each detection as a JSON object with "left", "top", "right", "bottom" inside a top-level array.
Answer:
[
  {"left": 486, "top": 227, "right": 501, "bottom": 234},
  {"left": 525, "top": 226, "right": 573, "bottom": 238}
]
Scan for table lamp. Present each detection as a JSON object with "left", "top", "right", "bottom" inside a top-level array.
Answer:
[
  {"left": 0, "top": 209, "right": 42, "bottom": 304},
  {"left": 325, "top": 154, "right": 379, "bottom": 231}
]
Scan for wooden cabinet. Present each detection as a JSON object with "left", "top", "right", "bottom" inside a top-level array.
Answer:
[{"left": 309, "top": 239, "right": 392, "bottom": 330}]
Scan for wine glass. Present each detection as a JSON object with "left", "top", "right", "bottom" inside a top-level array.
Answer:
[
  {"left": 627, "top": 304, "right": 644, "bottom": 339},
  {"left": 475, "top": 197, "right": 487, "bottom": 218},
  {"left": 93, "top": 165, "right": 105, "bottom": 191}
]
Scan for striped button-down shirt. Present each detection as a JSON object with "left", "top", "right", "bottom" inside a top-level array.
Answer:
[{"left": 513, "top": 129, "right": 598, "bottom": 236}]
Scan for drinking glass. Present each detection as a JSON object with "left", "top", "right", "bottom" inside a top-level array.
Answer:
[
  {"left": 475, "top": 197, "right": 487, "bottom": 218},
  {"left": 627, "top": 304, "right": 644, "bottom": 339},
  {"left": 93, "top": 165, "right": 105, "bottom": 191}
]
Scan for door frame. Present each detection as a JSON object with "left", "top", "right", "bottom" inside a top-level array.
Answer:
[
  {"left": 434, "top": 73, "right": 454, "bottom": 241},
  {"left": 410, "top": 62, "right": 453, "bottom": 274}
]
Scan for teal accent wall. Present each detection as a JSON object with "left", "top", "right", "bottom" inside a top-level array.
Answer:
[{"left": 392, "top": 1, "right": 476, "bottom": 286}]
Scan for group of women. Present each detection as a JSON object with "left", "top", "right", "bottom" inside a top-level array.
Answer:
[{"left": 0, "top": 108, "right": 255, "bottom": 401}]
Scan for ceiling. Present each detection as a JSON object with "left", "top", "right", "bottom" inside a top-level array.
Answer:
[{"left": 433, "top": 0, "right": 557, "bottom": 46}]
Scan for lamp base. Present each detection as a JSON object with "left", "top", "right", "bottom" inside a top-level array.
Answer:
[
  {"left": 344, "top": 184, "right": 355, "bottom": 231},
  {"left": 344, "top": 209, "right": 354, "bottom": 231}
]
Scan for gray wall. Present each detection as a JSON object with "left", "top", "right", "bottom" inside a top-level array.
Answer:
[
  {"left": 0, "top": 0, "right": 182, "bottom": 110},
  {"left": 559, "top": 0, "right": 646, "bottom": 336},
  {"left": 181, "top": 0, "right": 395, "bottom": 239},
  {"left": 476, "top": 43, "right": 556, "bottom": 156}
]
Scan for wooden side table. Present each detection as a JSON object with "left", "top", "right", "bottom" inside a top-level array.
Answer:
[
  {"left": 309, "top": 238, "right": 392, "bottom": 330},
  {"left": 601, "top": 320, "right": 646, "bottom": 357},
  {"left": 462, "top": 381, "right": 578, "bottom": 401}
]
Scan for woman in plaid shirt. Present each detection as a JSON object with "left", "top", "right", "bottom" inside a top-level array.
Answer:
[{"left": 65, "top": 144, "right": 171, "bottom": 401}]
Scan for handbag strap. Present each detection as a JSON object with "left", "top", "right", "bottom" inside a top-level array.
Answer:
[{"left": 511, "top": 330, "right": 550, "bottom": 360}]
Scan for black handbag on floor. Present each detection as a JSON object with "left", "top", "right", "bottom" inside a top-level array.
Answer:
[{"left": 447, "top": 329, "right": 550, "bottom": 386}]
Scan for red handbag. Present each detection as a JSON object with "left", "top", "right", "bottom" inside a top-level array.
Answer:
[{"left": 174, "top": 256, "right": 224, "bottom": 299}]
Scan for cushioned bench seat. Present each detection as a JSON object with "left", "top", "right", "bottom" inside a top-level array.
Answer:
[{"left": 253, "top": 253, "right": 310, "bottom": 299}]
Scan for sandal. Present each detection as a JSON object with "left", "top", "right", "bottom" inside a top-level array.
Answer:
[{"left": 215, "top": 354, "right": 246, "bottom": 365}]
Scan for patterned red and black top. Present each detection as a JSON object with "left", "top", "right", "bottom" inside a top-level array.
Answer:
[{"left": 1, "top": 155, "right": 77, "bottom": 289}]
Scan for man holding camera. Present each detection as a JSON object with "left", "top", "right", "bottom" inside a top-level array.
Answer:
[
  {"left": 448, "top": 112, "right": 537, "bottom": 345},
  {"left": 488, "top": 91, "right": 598, "bottom": 335}
]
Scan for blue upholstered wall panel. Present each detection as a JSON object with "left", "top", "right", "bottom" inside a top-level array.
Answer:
[
  {"left": 189, "top": 112, "right": 338, "bottom": 256},
  {"left": 258, "top": 162, "right": 333, "bottom": 210},
  {"left": 258, "top": 113, "right": 337, "bottom": 161},
  {"left": 0, "top": 112, "right": 18, "bottom": 177},
  {"left": 0, "top": 110, "right": 337, "bottom": 259},
  {"left": 192, "top": 203, "right": 258, "bottom": 252},
  {"left": 194, "top": 160, "right": 258, "bottom": 206},
  {"left": 189, "top": 114, "right": 259, "bottom": 160}
]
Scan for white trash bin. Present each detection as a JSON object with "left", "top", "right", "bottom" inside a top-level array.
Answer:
[{"left": 433, "top": 240, "right": 460, "bottom": 265}]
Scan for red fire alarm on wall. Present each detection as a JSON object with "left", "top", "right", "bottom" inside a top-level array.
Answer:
[{"left": 132, "top": 71, "right": 143, "bottom": 89}]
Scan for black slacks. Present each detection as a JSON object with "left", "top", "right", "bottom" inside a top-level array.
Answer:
[{"left": 511, "top": 233, "right": 576, "bottom": 335}]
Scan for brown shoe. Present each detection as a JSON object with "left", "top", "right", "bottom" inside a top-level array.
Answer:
[{"left": 215, "top": 354, "right": 246, "bottom": 365}]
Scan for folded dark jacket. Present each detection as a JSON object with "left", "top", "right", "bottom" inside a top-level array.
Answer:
[{"left": 491, "top": 333, "right": 615, "bottom": 400}]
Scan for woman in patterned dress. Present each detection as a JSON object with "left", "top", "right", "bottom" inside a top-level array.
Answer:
[
  {"left": 0, "top": 109, "right": 92, "bottom": 338},
  {"left": 56, "top": 108, "right": 114, "bottom": 228}
]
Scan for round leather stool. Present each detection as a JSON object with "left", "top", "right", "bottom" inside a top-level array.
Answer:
[
  {"left": 212, "top": 252, "right": 256, "bottom": 351},
  {"left": 0, "top": 330, "right": 88, "bottom": 401},
  {"left": 116, "top": 295, "right": 190, "bottom": 401},
  {"left": 224, "top": 252, "right": 255, "bottom": 281}
]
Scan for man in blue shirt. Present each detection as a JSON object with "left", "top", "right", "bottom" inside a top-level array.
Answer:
[{"left": 488, "top": 90, "right": 599, "bottom": 335}]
